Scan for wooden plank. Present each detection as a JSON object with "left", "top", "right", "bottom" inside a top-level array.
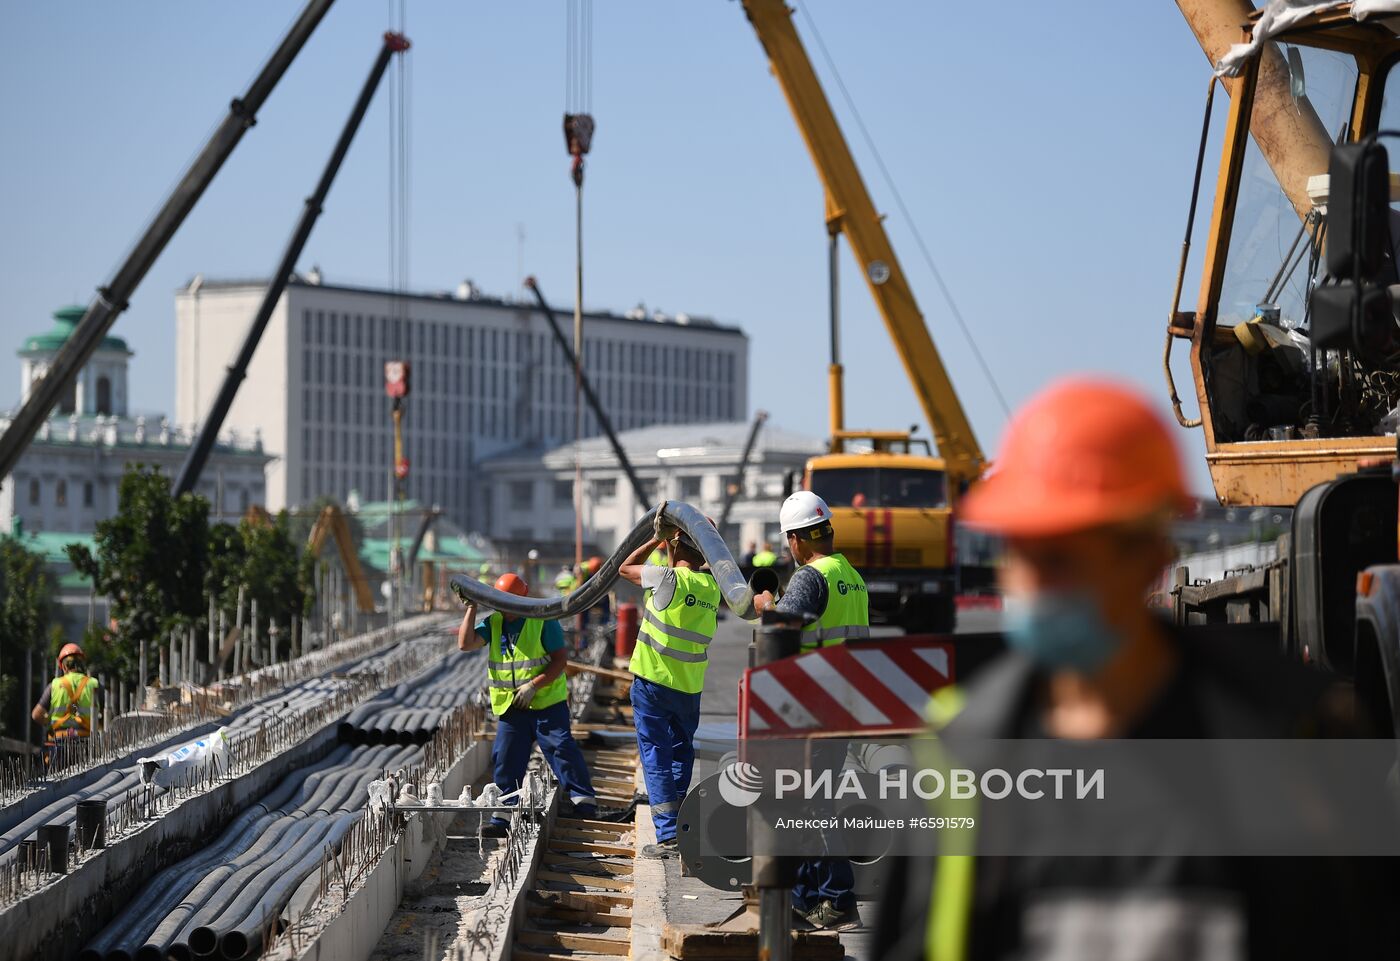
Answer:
[
  {"left": 549, "top": 838, "right": 635, "bottom": 858},
  {"left": 532, "top": 889, "right": 634, "bottom": 913},
  {"left": 534, "top": 883, "right": 634, "bottom": 907},
  {"left": 565, "top": 660, "right": 634, "bottom": 682},
  {"left": 573, "top": 722, "right": 638, "bottom": 734},
  {"left": 536, "top": 869, "right": 634, "bottom": 892},
  {"left": 517, "top": 929, "right": 631, "bottom": 955},
  {"left": 526, "top": 900, "right": 633, "bottom": 929},
  {"left": 555, "top": 817, "right": 631, "bottom": 835},
  {"left": 543, "top": 853, "right": 634, "bottom": 877},
  {"left": 662, "top": 925, "right": 844, "bottom": 961}
]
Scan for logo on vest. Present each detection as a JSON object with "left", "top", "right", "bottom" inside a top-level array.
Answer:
[{"left": 685, "top": 594, "right": 697, "bottom": 607}]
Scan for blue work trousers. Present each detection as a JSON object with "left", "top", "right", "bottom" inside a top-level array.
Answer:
[
  {"left": 492, "top": 700, "right": 595, "bottom": 824},
  {"left": 793, "top": 858, "right": 856, "bottom": 913},
  {"left": 631, "top": 675, "right": 701, "bottom": 843},
  {"left": 793, "top": 738, "right": 855, "bottom": 912}
]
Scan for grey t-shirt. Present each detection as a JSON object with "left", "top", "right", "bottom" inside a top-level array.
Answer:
[
  {"left": 641, "top": 565, "right": 678, "bottom": 609},
  {"left": 773, "top": 565, "right": 827, "bottom": 621}
]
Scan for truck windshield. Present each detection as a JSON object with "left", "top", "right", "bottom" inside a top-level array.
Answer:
[{"left": 810, "top": 467, "right": 946, "bottom": 509}]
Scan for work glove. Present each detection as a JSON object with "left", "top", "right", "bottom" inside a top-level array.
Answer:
[
  {"left": 653, "top": 500, "right": 678, "bottom": 543},
  {"left": 512, "top": 678, "right": 539, "bottom": 709}
]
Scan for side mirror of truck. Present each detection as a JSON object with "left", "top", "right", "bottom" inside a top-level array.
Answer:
[
  {"left": 1326, "top": 139, "right": 1390, "bottom": 281},
  {"left": 1313, "top": 139, "right": 1396, "bottom": 361}
]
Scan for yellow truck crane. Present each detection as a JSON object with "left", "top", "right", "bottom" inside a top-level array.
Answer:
[
  {"left": 1170, "top": 2, "right": 1400, "bottom": 735},
  {"left": 741, "top": 0, "right": 985, "bottom": 634}
]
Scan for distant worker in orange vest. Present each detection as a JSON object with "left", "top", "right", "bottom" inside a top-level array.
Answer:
[{"left": 33, "top": 643, "right": 99, "bottom": 761}]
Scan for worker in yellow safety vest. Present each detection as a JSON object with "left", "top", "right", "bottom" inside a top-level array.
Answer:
[
  {"left": 872, "top": 378, "right": 1396, "bottom": 960},
  {"left": 33, "top": 643, "right": 99, "bottom": 760},
  {"left": 618, "top": 506, "right": 721, "bottom": 860},
  {"left": 752, "top": 490, "right": 867, "bottom": 929},
  {"left": 554, "top": 565, "right": 578, "bottom": 595},
  {"left": 457, "top": 572, "right": 596, "bottom": 834},
  {"left": 752, "top": 542, "right": 778, "bottom": 569}
]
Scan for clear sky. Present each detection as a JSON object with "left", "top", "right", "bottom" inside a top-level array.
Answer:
[{"left": 1, "top": 2, "right": 1221, "bottom": 493}]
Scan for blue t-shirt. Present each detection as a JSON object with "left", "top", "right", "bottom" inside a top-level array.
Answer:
[{"left": 475, "top": 616, "right": 565, "bottom": 654}]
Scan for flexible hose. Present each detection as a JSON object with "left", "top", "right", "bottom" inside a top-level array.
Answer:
[{"left": 450, "top": 502, "right": 756, "bottom": 619}]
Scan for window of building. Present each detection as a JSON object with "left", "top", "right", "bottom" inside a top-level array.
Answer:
[
  {"left": 591, "top": 477, "right": 617, "bottom": 502},
  {"left": 58, "top": 379, "right": 75, "bottom": 415},
  {"left": 554, "top": 479, "right": 573, "bottom": 507},
  {"left": 28, "top": 478, "right": 39, "bottom": 506},
  {"left": 509, "top": 481, "right": 534, "bottom": 511},
  {"left": 678, "top": 475, "right": 703, "bottom": 500},
  {"left": 55, "top": 479, "right": 67, "bottom": 507},
  {"left": 83, "top": 481, "right": 94, "bottom": 507},
  {"left": 96, "top": 376, "right": 112, "bottom": 415}
]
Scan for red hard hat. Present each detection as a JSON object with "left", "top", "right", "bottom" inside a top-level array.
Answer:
[
  {"left": 962, "top": 378, "right": 1192, "bottom": 538},
  {"left": 587, "top": 556, "right": 603, "bottom": 573},
  {"left": 57, "top": 643, "right": 85, "bottom": 669},
  {"left": 495, "top": 572, "right": 529, "bottom": 597}
]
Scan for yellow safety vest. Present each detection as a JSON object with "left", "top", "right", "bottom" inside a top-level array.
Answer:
[
  {"left": 633, "top": 567, "right": 719, "bottom": 694},
  {"left": 800, "top": 553, "right": 870, "bottom": 652},
  {"left": 486, "top": 614, "right": 567, "bottom": 716},
  {"left": 49, "top": 672, "right": 97, "bottom": 739},
  {"left": 752, "top": 550, "right": 777, "bottom": 568},
  {"left": 922, "top": 685, "right": 975, "bottom": 961}
]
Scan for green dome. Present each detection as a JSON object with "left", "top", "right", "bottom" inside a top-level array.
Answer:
[{"left": 21, "top": 306, "right": 130, "bottom": 355}]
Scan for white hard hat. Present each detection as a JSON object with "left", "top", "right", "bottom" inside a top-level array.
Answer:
[{"left": 779, "top": 490, "right": 832, "bottom": 533}]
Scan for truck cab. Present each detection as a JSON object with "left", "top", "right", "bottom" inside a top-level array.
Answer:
[{"left": 806, "top": 430, "right": 956, "bottom": 633}]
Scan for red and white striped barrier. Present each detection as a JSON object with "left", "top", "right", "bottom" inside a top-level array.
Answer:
[{"left": 739, "top": 637, "right": 955, "bottom": 738}]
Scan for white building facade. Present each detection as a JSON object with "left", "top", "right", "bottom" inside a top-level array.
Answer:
[
  {"left": 175, "top": 276, "right": 750, "bottom": 528},
  {"left": 1, "top": 307, "right": 269, "bottom": 534},
  {"left": 478, "top": 421, "right": 824, "bottom": 556}
]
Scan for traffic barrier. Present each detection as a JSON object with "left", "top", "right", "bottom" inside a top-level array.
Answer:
[{"left": 739, "top": 636, "right": 954, "bottom": 738}]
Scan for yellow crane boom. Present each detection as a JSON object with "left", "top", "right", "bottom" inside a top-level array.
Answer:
[{"left": 740, "top": 0, "right": 984, "bottom": 483}]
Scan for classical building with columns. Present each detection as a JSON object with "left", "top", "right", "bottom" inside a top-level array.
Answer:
[{"left": 1, "top": 306, "right": 271, "bottom": 534}]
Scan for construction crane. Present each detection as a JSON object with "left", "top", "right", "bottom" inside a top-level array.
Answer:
[
  {"left": 1167, "top": 2, "right": 1400, "bottom": 737},
  {"left": 740, "top": 0, "right": 984, "bottom": 633},
  {"left": 306, "top": 504, "right": 376, "bottom": 614}
]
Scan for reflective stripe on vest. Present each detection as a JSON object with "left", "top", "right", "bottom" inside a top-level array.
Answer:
[
  {"left": 486, "top": 614, "right": 567, "bottom": 716},
  {"left": 50, "top": 673, "right": 96, "bottom": 738},
  {"left": 632, "top": 567, "right": 719, "bottom": 694},
  {"left": 799, "top": 554, "right": 869, "bottom": 652}
]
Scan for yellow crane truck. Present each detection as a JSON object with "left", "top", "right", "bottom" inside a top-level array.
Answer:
[{"left": 741, "top": 0, "right": 985, "bottom": 634}]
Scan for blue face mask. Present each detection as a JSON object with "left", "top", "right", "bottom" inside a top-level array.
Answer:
[{"left": 1003, "top": 591, "right": 1120, "bottom": 673}]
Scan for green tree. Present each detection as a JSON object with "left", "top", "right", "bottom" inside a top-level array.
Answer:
[
  {"left": 67, "top": 465, "right": 211, "bottom": 683},
  {"left": 0, "top": 537, "right": 54, "bottom": 737},
  {"left": 239, "top": 511, "right": 308, "bottom": 630}
]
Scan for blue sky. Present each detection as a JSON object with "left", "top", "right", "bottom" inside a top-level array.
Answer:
[{"left": 1, "top": 2, "right": 1220, "bottom": 493}]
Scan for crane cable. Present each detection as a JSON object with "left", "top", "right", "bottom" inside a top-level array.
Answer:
[
  {"left": 386, "top": 0, "right": 412, "bottom": 613},
  {"left": 795, "top": 2, "right": 1011, "bottom": 421},
  {"left": 564, "top": 0, "right": 596, "bottom": 592}
]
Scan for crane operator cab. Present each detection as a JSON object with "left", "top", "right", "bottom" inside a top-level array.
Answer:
[{"left": 1169, "top": 6, "right": 1400, "bottom": 507}]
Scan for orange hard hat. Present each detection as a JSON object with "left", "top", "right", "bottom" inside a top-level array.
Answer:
[
  {"left": 961, "top": 378, "right": 1192, "bottom": 538},
  {"left": 494, "top": 572, "right": 529, "bottom": 596},
  {"left": 587, "top": 555, "right": 603, "bottom": 572},
  {"left": 57, "top": 643, "right": 85, "bottom": 669}
]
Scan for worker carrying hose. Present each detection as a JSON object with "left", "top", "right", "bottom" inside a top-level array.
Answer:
[
  {"left": 457, "top": 572, "right": 596, "bottom": 835},
  {"left": 752, "top": 490, "right": 867, "bottom": 930},
  {"left": 617, "top": 505, "right": 721, "bottom": 859},
  {"left": 32, "top": 642, "right": 98, "bottom": 764}
]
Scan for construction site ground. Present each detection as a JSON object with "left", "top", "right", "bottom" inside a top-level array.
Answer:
[{"left": 375, "top": 609, "right": 1000, "bottom": 961}]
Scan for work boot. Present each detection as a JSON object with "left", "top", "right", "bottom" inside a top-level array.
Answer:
[
  {"left": 640, "top": 838, "right": 679, "bottom": 859},
  {"left": 805, "top": 899, "right": 861, "bottom": 931}
]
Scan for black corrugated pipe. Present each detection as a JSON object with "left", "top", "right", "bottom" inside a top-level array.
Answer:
[
  {"left": 451, "top": 502, "right": 755, "bottom": 619},
  {"left": 217, "top": 812, "right": 361, "bottom": 960}
]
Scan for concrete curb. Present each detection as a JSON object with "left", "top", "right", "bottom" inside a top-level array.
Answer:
[{"left": 631, "top": 802, "right": 667, "bottom": 960}]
